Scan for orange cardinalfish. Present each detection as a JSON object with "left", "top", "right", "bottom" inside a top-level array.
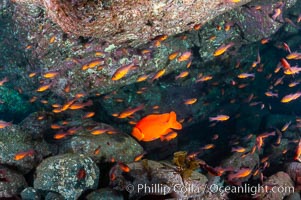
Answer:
[
  {"left": 14, "top": 149, "right": 35, "bottom": 161},
  {"left": 184, "top": 98, "right": 197, "bottom": 105},
  {"left": 228, "top": 168, "right": 252, "bottom": 181},
  {"left": 90, "top": 128, "right": 111, "bottom": 135},
  {"left": 81, "top": 59, "right": 104, "bottom": 71},
  {"left": 117, "top": 104, "right": 144, "bottom": 119},
  {"left": 0, "top": 77, "right": 8, "bottom": 86},
  {"left": 132, "top": 111, "right": 182, "bottom": 142},
  {"left": 134, "top": 152, "right": 146, "bottom": 161},
  {"left": 284, "top": 67, "right": 301, "bottom": 75},
  {"left": 213, "top": 42, "right": 234, "bottom": 57},
  {"left": 69, "top": 100, "right": 93, "bottom": 110},
  {"left": 82, "top": 112, "right": 95, "bottom": 119},
  {"left": 0, "top": 120, "right": 12, "bottom": 129},
  {"left": 111, "top": 63, "right": 137, "bottom": 81},
  {"left": 265, "top": 91, "right": 278, "bottom": 98},
  {"left": 151, "top": 69, "right": 166, "bottom": 81},
  {"left": 294, "top": 139, "right": 301, "bottom": 162},
  {"left": 43, "top": 71, "right": 59, "bottom": 79},
  {"left": 168, "top": 52, "right": 179, "bottom": 60},
  {"left": 237, "top": 73, "right": 255, "bottom": 79},
  {"left": 281, "top": 121, "right": 292, "bottom": 132},
  {"left": 281, "top": 92, "right": 301, "bottom": 103},
  {"left": 231, "top": 146, "right": 246, "bottom": 153},
  {"left": 175, "top": 71, "right": 189, "bottom": 80},
  {"left": 209, "top": 115, "right": 230, "bottom": 122},
  {"left": 177, "top": 51, "right": 192, "bottom": 62},
  {"left": 36, "top": 83, "right": 52, "bottom": 92},
  {"left": 286, "top": 52, "right": 301, "bottom": 60},
  {"left": 118, "top": 162, "right": 131, "bottom": 173}
]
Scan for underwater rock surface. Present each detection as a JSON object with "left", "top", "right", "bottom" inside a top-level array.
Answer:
[
  {"left": 34, "top": 153, "right": 99, "bottom": 200},
  {"left": 58, "top": 121, "right": 144, "bottom": 163},
  {"left": 0, "top": 166, "right": 27, "bottom": 198}
]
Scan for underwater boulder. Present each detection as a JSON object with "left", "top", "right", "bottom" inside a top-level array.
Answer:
[
  {"left": 110, "top": 159, "right": 208, "bottom": 199},
  {"left": 86, "top": 188, "right": 124, "bottom": 200},
  {"left": 20, "top": 187, "right": 41, "bottom": 200},
  {"left": 0, "top": 165, "right": 27, "bottom": 198},
  {"left": 34, "top": 153, "right": 99, "bottom": 200},
  {"left": 58, "top": 122, "right": 144, "bottom": 164},
  {"left": 0, "top": 125, "right": 42, "bottom": 174},
  {"left": 256, "top": 171, "right": 294, "bottom": 200}
]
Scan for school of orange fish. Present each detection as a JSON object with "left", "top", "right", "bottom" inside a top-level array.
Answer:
[{"left": 3, "top": 0, "right": 301, "bottom": 190}]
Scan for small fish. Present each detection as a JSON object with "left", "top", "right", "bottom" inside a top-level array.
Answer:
[
  {"left": 294, "top": 139, "right": 301, "bottom": 162},
  {"left": 49, "top": 36, "right": 56, "bottom": 44},
  {"left": 288, "top": 81, "right": 300, "bottom": 87},
  {"left": 231, "top": 146, "right": 246, "bottom": 153},
  {"left": 82, "top": 112, "right": 95, "bottom": 119},
  {"left": 136, "top": 75, "right": 148, "bottom": 82},
  {"left": 90, "top": 128, "right": 110, "bottom": 135},
  {"left": 193, "top": 23, "right": 202, "bottom": 30},
  {"left": 201, "top": 144, "right": 215, "bottom": 150},
  {"left": 0, "top": 77, "right": 8, "bottom": 86},
  {"left": 118, "top": 162, "right": 130, "bottom": 173},
  {"left": 28, "top": 72, "right": 37, "bottom": 78},
  {"left": 151, "top": 69, "right": 166, "bottom": 81},
  {"left": 175, "top": 71, "right": 189, "bottom": 80},
  {"left": 286, "top": 52, "right": 301, "bottom": 60},
  {"left": 54, "top": 132, "right": 69, "bottom": 140},
  {"left": 284, "top": 67, "right": 301, "bottom": 75},
  {"left": 168, "top": 52, "right": 179, "bottom": 60},
  {"left": 272, "top": 8, "right": 282, "bottom": 20},
  {"left": 69, "top": 100, "right": 93, "bottom": 110},
  {"left": 14, "top": 149, "right": 35, "bottom": 161},
  {"left": 213, "top": 42, "right": 234, "bottom": 57},
  {"left": 281, "top": 92, "right": 301, "bottom": 103},
  {"left": 161, "top": 131, "right": 178, "bottom": 141},
  {"left": 265, "top": 91, "right": 278, "bottom": 97},
  {"left": 36, "top": 83, "right": 52, "bottom": 92},
  {"left": 111, "top": 64, "right": 137, "bottom": 81},
  {"left": 82, "top": 60, "right": 104, "bottom": 71},
  {"left": 196, "top": 75, "right": 213, "bottom": 82},
  {"left": 260, "top": 38, "right": 270, "bottom": 44},
  {"left": 209, "top": 115, "right": 230, "bottom": 122},
  {"left": 134, "top": 152, "right": 146, "bottom": 162},
  {"left": 228, "top": 168, "right": 252, "bottom": 180},
  {"left": 184, "top": 98, "right": 197, "bottom": 105},
  {"left": 237, "top": 73, "right": 255, "bottom": 79},
  {"left": 43, "top": 72, "right": 59, "bottom": 79},
  {"left": 281, "top": 121, "right": 291, "bottom": 132},
  {"left": 117, "top": 104, "right": 144, "bottom": 119},
  {"left": 177, "top": 51, "right": 192, "bottom": 62},
  {"left": 0, "top": 120, "right": 12, "bottom": 129},
  {"left": 77, "top": 168, "right": 86, "bottom": 180}
]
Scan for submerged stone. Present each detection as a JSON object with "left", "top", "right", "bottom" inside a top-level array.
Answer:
[{"left": 34, "top": 153, "right": 99, "bottom": 200}]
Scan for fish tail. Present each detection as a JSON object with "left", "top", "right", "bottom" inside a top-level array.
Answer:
[{"left": 169, "top": 111, "right": 182, "bottom": 130}]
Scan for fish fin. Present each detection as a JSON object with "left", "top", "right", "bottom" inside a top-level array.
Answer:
[
  {"left": 169, "top": 111, "right": 182, "bottom": 130},
  {"left": 131, "top": 127, "right": 144, "bottom": 141}
]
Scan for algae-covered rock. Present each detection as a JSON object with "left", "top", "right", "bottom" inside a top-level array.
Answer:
[
  {"left": 111, "top": 159, "right": 208, "bottom": 199},
  {"left": 20, "top": 187, "right": 41, "bottom": 200},
  {"left": 0, "top": 165, "right": 27, "bottom": 198},
  {"left": 34, "top": 153, "right": 99, "bottom": 200},
  {"left": 86, "top": 188, "right": 124, "bottom": 200},
  {"left": 257, "top": 171, "right": 294, "bottom": 200},
  {"left": 59, "top": 122, "right": 144, "bottom": 163},
  {"left": 0, "top": 125, "right": 39, "bottom": 173}
]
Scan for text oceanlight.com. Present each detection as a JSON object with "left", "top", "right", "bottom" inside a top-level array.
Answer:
[{"left": 125, "top": 183, "right": 294, "bottom": 196}]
